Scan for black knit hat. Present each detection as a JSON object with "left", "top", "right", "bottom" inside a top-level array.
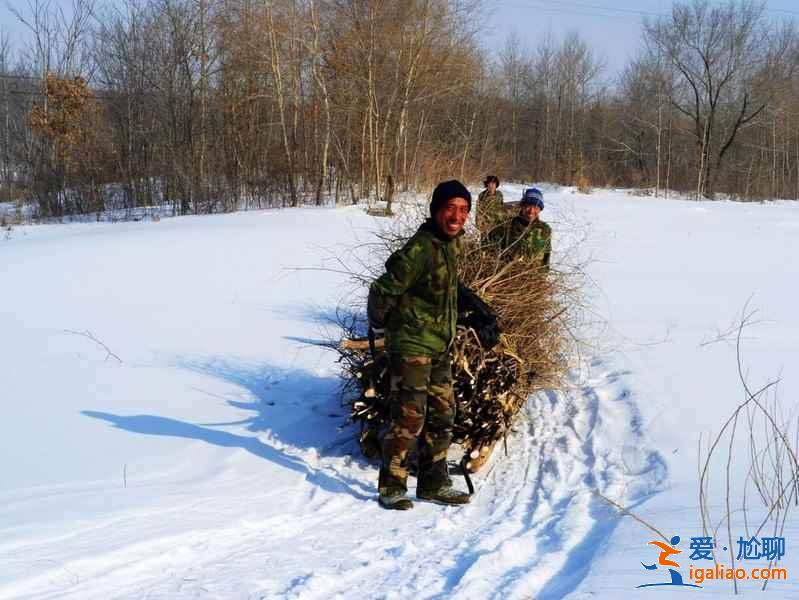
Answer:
[
  {"left": 430, "top": 180, "right": 472, "bottom": 216},
  {"left": 484, "top": 175, "right": 500, "bottom": 187}
]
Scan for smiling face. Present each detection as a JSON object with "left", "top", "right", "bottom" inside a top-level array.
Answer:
[
  {"left": 521, "top": 204, "right": 541, "bottom": 221},
  {"left": 433, "top": 197, "right": 470, "bottom": 238}
]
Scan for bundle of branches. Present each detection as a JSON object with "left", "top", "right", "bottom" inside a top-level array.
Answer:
[
  {"left": 449, "top": 326, "right": 530, "bottom": 471},
  {"left": 459, "top": 241, "right": 578, "bottom": 398},
  {"left": 340, "top": 322, "right": 528, "bottom": 471},
  {"left": 337, "top": 230, "right": 583, "bottom": 472}
]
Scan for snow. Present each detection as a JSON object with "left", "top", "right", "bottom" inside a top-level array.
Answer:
[{"left": 1, "top": 187, "right": 797, "bottom": 598}]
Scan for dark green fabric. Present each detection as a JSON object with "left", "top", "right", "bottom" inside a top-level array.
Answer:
[
  {"left": 378, "top": 353, "right": 455, "bottom": 495},
  {"left": 477, "top": 189, "right": 505, "bottom": 231},
  {"left": 487, "top": 215, "right": 552, "bottom": 269},
  {"left": 368, "top": 219, "right": 463, "bottom": 357}
]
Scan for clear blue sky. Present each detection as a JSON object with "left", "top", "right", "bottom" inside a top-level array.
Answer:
[
  {"left": 486, "top": 0, "right": 799, "bottom": 81},
  {"left": 2, "top": 0, "right": 799, "bottom": 79}
]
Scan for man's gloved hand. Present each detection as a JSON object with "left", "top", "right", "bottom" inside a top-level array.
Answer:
[
  {"left": 476, "top": 319, "right": 500, "bottom": 349},
  {"left": 457, "top": 282, "right": 501, "bottom": 349}
]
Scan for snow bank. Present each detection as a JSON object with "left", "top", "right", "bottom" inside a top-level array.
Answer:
[{"left": 1, "top": 188, "right": 797, "bottom": 598}]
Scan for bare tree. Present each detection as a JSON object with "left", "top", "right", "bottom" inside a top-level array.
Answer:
[
  {"left": 4, "top": 0, "right": 799, "bottom": 220},
  {"left": 644, "top": 0, "right": 794, "bottom": 198},
  {"left": 0, "top": 29, "right": 11, "bottom": 206}
]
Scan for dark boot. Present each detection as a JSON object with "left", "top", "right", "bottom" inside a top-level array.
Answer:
[
  {"left": 417, "top": 458, "right": 450, "bottom": 491},
  {"left": 416, "top": 485, "right": 470, "bottom": 505},
  {"left": 378, "top": 491, "right": 414, "bottom": 510},
  {"left": 417, "top": 459, "right": 470, "bottom": 505}
]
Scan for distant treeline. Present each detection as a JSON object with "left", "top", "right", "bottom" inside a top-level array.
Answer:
[{"left": 1, "top": 0, "right": 798, "bottom": 219}]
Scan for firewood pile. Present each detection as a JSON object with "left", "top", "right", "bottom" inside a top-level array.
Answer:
[{"left": 337, "top": 231, "right": 582, "bottom": 473}]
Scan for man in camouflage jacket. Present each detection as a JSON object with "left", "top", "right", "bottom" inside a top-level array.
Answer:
[
  {"left": 487, "top": 187, "right": 551, "bottom": 270},
  {"left": 476, "top": 175, "right": 505, "bottom": 232},
  {"left": 367, "top": 180, "right": 498, "bottom": 510}
]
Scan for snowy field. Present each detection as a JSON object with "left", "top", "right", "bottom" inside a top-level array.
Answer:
[{"left": 1, "top": 186, "right": 797, "bottom": 599}]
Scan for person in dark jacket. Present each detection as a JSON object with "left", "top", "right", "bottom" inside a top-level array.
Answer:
[{"left": 368, "top": 180, "right": 499, "bottom": 510}]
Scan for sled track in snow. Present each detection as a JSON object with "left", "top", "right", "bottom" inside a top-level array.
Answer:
[
  {"left": 418, "top": 361, "right": 668, "bottom": 600},
  {"left": 278, "top": 360, "right": 668, "bottom": 600},
  {"left": 0, "top": 362, "right": 667, "bottom": 600}
]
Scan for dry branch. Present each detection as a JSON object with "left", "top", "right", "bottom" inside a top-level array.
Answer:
[
  {"left": 337, "top": 229, "right": 585, "bottom": 471},
  {"left": 697, "top": 301, "right": 799, "bottom": 593},
  {"left": 64, "top": 328, "right": 122, "bottom": 363}
]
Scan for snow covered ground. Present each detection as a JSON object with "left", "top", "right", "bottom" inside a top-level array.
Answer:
[{"left": 1, "top": 186, "right": 797, "bottom": 598}]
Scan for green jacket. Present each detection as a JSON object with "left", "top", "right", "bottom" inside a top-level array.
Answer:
[
  {"left": 477, "top": 189, "right": 505, "bottom": 232},
  {"left": 368, "top": 219, "right": 462, "bottom": 357},
  {"left": 487, "top": 215, "right": 551, "bottom": 269}
]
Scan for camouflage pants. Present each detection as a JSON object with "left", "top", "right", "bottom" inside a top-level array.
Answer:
[{"left": 378, "top": 353, "right": 455, "bottom": 495}]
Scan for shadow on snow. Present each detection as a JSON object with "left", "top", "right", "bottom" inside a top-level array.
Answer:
[{"left": 83, "top": 355, "right": 372, "bottom": 500}]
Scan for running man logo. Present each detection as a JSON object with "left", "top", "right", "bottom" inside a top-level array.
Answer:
[
  {"left": 635, "top": 534, "right": 789, "bottom": 588},
  {"left": 637, "top": 535, "right": 703, "bottom": 589}
]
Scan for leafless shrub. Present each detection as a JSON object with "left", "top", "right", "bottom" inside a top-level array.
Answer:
[{"left": 698, "top": 301, "right": 798, "bottom": 593}]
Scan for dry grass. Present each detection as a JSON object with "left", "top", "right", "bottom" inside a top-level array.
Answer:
[
  {"left": 459, "top": 241, "right": 579, "bottom": 396},
  {"left": 576, "top": 173, "right": 592, "bottom": 194},
  {"left": 697, "top": 301, "right": 799, "bottom": 593}
]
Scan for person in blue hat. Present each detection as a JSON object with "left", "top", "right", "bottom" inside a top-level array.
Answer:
[{"left": 487, "top": 187, "right": 551, "bottom": 270}]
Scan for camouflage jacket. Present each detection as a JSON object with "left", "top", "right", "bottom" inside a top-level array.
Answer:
[
  {"left": 368, "top": 219, "right": 463, "bottom": 357},
  {"left": 476, "top": 189, "right": 505, "bottom": 232},
  {"left": 487, "top": 215, "right": 551, "bottom": 270}
]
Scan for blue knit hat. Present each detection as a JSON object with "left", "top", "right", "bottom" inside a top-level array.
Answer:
[{"left": 520, "top": 188, "right": 544, "bottom": 209}]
